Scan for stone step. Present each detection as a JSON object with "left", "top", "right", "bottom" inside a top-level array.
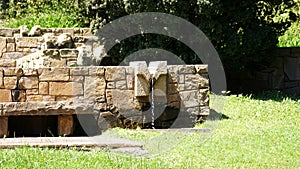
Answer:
[{"left": 0, "top": 136, "right": 143, "bottom": 149}]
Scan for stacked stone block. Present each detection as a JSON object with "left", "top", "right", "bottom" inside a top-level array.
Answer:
[{"left": 0, "top": 26, "right": 210, "bottom": 137}]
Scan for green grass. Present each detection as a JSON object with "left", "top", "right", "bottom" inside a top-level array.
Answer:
[{"left": 0, "top": 91, "right": 299, "bottom": 168}]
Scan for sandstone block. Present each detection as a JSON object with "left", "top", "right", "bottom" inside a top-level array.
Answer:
[
  {"left": 59, "top": 49, "right": 78, "bottom": 58},
  {"left": 4, "top": 77, "right": 17, "bottom": 89},
  {"left": 44, "top": 58, "right": 67, "bottom": 67},
  {"left": 39, "top": 82, "right": 49, "bottom": 95},
  {"left": 19, "top": 77, "right": 39, "bottom": 89},
  {"left": 26, "top": 89, "right": 39, "bottom": 95},
  {"left": 84, "top": 76, "right": 106, "bottom": 101},
  {"left": 0, "top": 89, "right": 12, "bottom": 102},
  {"left": 105, "top": 67, "right": 126, "bottom": 81},
  {"left": 180, "top": 90, "right": 199, "bottom": 108},
  {"left": 6, "top": 37, "right": 14, "bottom": 43},
  {"left": 7, "top": 43, "right": 15, "bottom": 52},
  {"left": 39, "top": 68, "right": 69, "bottom": 81},
  {"left": 106, "top": 90, "right": 134, "bottom": 110},
  {"left": 178, "top": 65, "right": 196, "bottom": 74},
  {"left": 42, "top": 96, "right": 56, "bottom": 101},
  {"left": 116, "top": 80, "right": 127, "bottom": 90},
  {"left": 49, "top": 82, "right": 83, "bottom": 96},
  {"left": 23, "top": 69, "right": 38, "bottom": 76},
  {"left": 0, "top": 37, "right": 7, "bottom": 57},
  {"left": 126, "top": 75, "right": 134, "bottom": 90},
  {"left": 3, "top": 68, "right": 18, "bottom": 76},
  {"left": 0, "top": 59, "right": 16, "bottom": 67},
  {"left": 26, "top": 95, "right": 43, "bottom": 101},
  {"left": 70, "top": 76, "right": 83, "bottom": 82},
  {"left": 89, "top": 67, "right": 105, "bottom": 76},
  {"left": 16, "top": 37, "right": 39, "bottom": 48},
  {"left": 0, "top": 69, "right": 3, "bottom": 88},
  {"left": 2, "top": 52, "right": 23, "bottom": 59},
  {"left": 70, "top": 67, "right": 89, "bottom": 76},
  {"left": 0, "top": 28, "right": 14, "bottom": 37}
]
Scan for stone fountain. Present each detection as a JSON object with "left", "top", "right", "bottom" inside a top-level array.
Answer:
[{"left": 0, "top": 26, "right": 210, "bottom": 137}]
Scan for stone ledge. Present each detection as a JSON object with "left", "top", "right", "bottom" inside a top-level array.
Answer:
[{"left": 0, "top": 101, "right": 95, "bottom": 116}]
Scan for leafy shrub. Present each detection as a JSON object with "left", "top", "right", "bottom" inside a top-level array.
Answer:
[
  {"left": 0, "top": 0, "right": 88, "bottom": 29},
  {"left": 278, "top": 19, "right": 300, "bottom": 47},
  {"left": 80, "top": 0, "right": 296, "bottom": 73}
]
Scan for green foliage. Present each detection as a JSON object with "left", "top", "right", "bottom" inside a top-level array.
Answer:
[
  {"left": 81, "top": 0, "right": 296, "bottom": 73},
  {"left": 0, "top": 91, "right": 299, "bottom": 168},
  {"left": 278, "top": 19, "right": 300, "bottom": 47},
  {"left": 0, "top": 0, "right": 88, "bottom": 29}
]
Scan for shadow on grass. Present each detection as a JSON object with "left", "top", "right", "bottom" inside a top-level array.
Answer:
[
  {"left": 250, "top": 90, "right": 300, "bottom": 102},
  {"left": 207, "top": 109, "right": 229, "bottom": 121}
]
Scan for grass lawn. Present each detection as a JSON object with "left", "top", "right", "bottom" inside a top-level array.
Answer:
[{"left": 0, "top": 91, "right": 299, "bottom": 169}]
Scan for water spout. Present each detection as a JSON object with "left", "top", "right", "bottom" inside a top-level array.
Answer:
[{"left": 151, "top": 77, "right": 156, "bottom": 129}]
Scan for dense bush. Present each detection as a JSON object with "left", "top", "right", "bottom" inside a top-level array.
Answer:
[
  {"left": 1, "top": 1, "right": 297, "bottom": 73},
  {"left": 0, "top": 0, "right": 88, "bottom": 28},
  {"left": 278, "top": 19, "right": 300, "bottom": 47},
  {"left": 81, "top": 0, "right": 296, "bottom": 73}
]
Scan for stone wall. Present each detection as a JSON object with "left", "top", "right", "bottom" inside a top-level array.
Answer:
[
  {"left": 228, "top": 47, "right": 300, "bottom": 95},
  {"left": 0, "top": 27, "right": 210, "bottom": 136},
  {"left": 0, "top": 65, "right": 209, "bottom": 130}
]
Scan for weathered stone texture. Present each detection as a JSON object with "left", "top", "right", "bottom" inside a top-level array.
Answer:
[
  {"left": 39, "top": 68, "right": 69, "bottom": 81},
  {"left": 0, "top": 89, "right": 12, "bottom": 102},
  {"left": 39, "top": 82, "right": 49, "bottom": 95},
  {"left": 16, "top": 37, "right": 39, "bottom": 48},
  {"left": 49, "top": 82, "right": 83, "bottom": 96},
  {"left": 2, "top": 52, "right": 23, "bottom": 59},
  {"left": 0, "top": 37, "right": 7, "bottom": 57},
  {"left": 105, "top": 67, "right": 126, "bottom": 81},
  {"left": 0, "top": 69, "right": 3, "bottom": 88},
  {"left": 19, "top": 77, "right": 39, "bottom": 89},
  {"left": 0, "top": 59, "right": 16, "bottom": 67},
  {"left": 106, "top": 90, "right": 134, "bottom": 110},
  {"left": 180, "top": 90, "right": 199, "bottom": 108},
  {"left": 6, "top": 43, "right": 15, "bottom": 52},
  {"left": 4, "top": 77, "right": 17, "bottom": 89},
  {"left": 26, "top": 95, "right": 43, "bottom": 101},
  {"left": 84, "top": 76, "right": 106, "bottom": 101}
]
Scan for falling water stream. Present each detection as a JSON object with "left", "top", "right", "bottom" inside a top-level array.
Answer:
[{"left": 151, "top": 78, "right": 155, "bottom": 129}]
